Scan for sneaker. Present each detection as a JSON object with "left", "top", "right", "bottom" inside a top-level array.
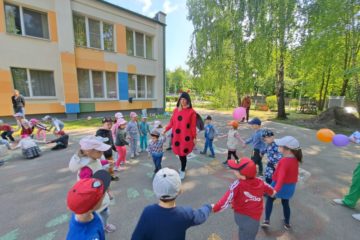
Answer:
[
  {"left": 135, "top": 152, "right": 140, "bottom": 156},
  {"left": 111, "top": 176, "right": 119, "bottom": 181},
  {"left": 200, "top": 151, "right": 206, "bottom": 155},
  {"left": 261, "top": 220, "right": 270, "bottom": 228},
  {"left": 0, "top": 160, "right": 4, "bottom": 166},
  {"left": 166, "top": 147, "right": 172, "bottom": 151},
  {"left": 130, "top": 154, "right": 135, "bottom": 158},
  {"left": 352, "top": 213, "right": 360, "bottom": 221},
  {"left": 105, "top": 223, "right": 116, "bottom": 233},
  {"left": 118, "top": 166, "right": 127, "bottom": 171},
  {"left": 113, "top": 167, "right": 120, "bottom": 172},
  {"left": 284, "top": 223, "right": 292, "bottom": 230},
  {"left": 179, "top": 170, "right": 186, "bottom": 180},
  {"left": 208, "top": 155, "right": 215, "bottom": 158},
  {"left": 222, "top": 160, "right": 228, "bottom": 165},
  {"left": 332, "top": 199, "right": 344, "bottom": 206}
]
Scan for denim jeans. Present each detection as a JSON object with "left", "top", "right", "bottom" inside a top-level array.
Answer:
[
  {"left": 265, "top": 197, "right": 291, "bottom": 224},
  {"left": 140, "top": 135, "right": 148, "bottom": 151},
  {"left": 203, "top": 138, "right": 215, "bottom": 156},
  {"left": 152, "top": 152, "right": 163, "bottom": 172}
]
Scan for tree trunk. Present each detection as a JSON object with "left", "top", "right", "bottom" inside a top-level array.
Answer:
[
  {"left": 318, "top": 70, "right": 326, "bottom": 109},
  {"left": 341, "top": 33, "right": 351, "bottom": 96},
  {"left": 320, "top": 67, "right": 331, "bottom": 111},
  {"left": 276, "top": 51, "right": 287, "bottom": 119}
]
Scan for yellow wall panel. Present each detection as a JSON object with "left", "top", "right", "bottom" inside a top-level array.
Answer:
[
  {"left": 104, "top": 62, "right": 117, "bottom": 72},
  {"left": 75, "top": 48, "right": 104, "bottom": 61},
  {"left": 26, "top": 102, "right": 65, "bottom": 114},
  {"left": 0, "top": 69, "right": 14, "bottom": 116},
  {"left": 61, "top": 52, "right": 79, "bottom": 103},
  {"left": 127, "top": 65, "right": 137, "bottom": 74},
  {"left": 116, "top": 24, "right": 126, "bottom": 54},
  {"left": 48, "top": 11, "right": 58, "bottom": 42},
  {"left": 0, "top": 0, "right": 5, "bottom": 33},
  {"left": 95, "top": 101, "right": 153, "bottom": 112},
  {"left": 75, "top": 48, "right": 117, "bottom": 72}
]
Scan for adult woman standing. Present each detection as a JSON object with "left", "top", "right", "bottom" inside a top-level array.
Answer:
[
  {"left": 11, "top": 90, "right": 26, "bottom": 116},
  {"left": 164, "top": 92, "right": 197, "bottom": 180}
]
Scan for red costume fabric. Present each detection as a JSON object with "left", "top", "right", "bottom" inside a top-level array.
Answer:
[{"left": 165, "top": 107, "right": 197, "bottom": 156}]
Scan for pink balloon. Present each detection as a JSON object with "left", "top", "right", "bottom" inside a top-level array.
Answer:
[{"left": 233, "top": 107, "right": 247, "bottom": 120}]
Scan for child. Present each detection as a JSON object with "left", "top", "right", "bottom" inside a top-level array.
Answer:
[
  {"left": 46, "top": 130, "right": 69, "bottom": 150},
  {"left": 147, "top": 130, "right": 166, "bottom": 173},
  {"left": 0, "top": 120, "right": 15, "bottom": 142},
  {"left": 212, "top": 158, "right": 276, "bottom": 240},
  {"left": 68, "top": 135, "right": 116, "bottom": 233},
  {"left": 13, "top": 113, "right": 33, "bottom": 139},
  {"left": 131, "top": 168, "right": 212, "bottom": 240},
  {"left": 115, "top": 118, "right": 129, "bottom": 170},
  {"left": 66, "top": 170, "right": 111, "bottom": 240},
  {"left": 96, "top": 117, "right": 119, "bottom": 181},
  {"left": 13, "top": 135, "right": 41, "bottom": 159},
  {"left": 245, "top": 117, "right": 266, "bottom": 176},
  {"left": 262, "top": 136, "right": 302, "bottom": 230},
  {"left": 42, "top": 115, "right": 64, "bottom": 133},
  {"left": 126, "top": 112, "right": 140, "bottom": 158},
  {"left": 223, "top": 120, "right": 246, "bottom": 165},
  {"left": 261, "top": 129, "right": 282, "bottom": 184},
  {"left": 111, "top": 112, "right": 124, "bottom": 140},
  {"left": 139, "top": 115, "right": 150, "bottom": 152},
  {"left": 29, "top": 118, "right": 48, "bottom": 142},
  {"left": 200, "top": 115, "right": 218, "bottom": 158},
  {"left": 349, "top": 131, "right": 360, "bottom": 144}
]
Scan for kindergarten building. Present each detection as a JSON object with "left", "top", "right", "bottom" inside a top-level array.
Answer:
[{"left": 0, "top": 0, "right": 166, "bottom": 118}]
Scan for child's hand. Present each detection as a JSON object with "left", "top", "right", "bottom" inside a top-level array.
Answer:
[
  {"left": 271, "top": 191, "right": 277, "bottom": 198},
  {"left": 211, "top": 204, "right": 215, "bottom": 212}
]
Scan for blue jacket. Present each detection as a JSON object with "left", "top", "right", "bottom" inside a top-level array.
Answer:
[{"left": 245, "top": 129, "right": 266, "bottom": 151}]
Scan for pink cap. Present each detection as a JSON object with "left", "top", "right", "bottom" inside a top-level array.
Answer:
[
  {"left": 130, "top": 112, "right": 138, "bottom": 118},
  {"left": 79, "top": 135, "right": 111, "bottom": 151}
]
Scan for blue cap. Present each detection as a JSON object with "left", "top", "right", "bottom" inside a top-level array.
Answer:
[{"left": 248, "top": 117, "right": 261, "bottom": 125}]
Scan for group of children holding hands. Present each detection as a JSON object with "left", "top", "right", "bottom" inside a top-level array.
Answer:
[
  {"left": 63, "top": 111, "right": 305, "bottom": 240},
  {"left": 0, "top": 113, "right": 68, "bottom": 162}
]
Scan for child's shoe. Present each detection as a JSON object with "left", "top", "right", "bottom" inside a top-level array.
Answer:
[
  {"left": 111, "top": 175, "right": 119, "bottom": 181},
  {"left": 261, "top": 220, "right": 270, "bottom": 228},
  {"left": 352, "top": 213, "right": 360, "bottom": 221},
  {"left": 130, "top": 153, "right": 135, "bottom": 158},
  {"left": 284, "top": 223, "right": 292, "bottom": 230},
  {"left": 208, "top": 154, "right": 215, "bottom": 158},
  {"left": 179, "top": 170, "right": 186, "bottom": 180},
  {"left": 200, "top": 151, "right": 206, "bottom": 155}
]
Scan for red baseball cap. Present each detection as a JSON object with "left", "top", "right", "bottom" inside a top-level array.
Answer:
[
  {"left": 67, "top": 170, "right": 111, "bottom": 214},
  {"left": 228, "top": 157, "right": 256, "bottom": 178}
]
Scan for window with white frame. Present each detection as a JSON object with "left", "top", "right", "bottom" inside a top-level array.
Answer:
[
  {"left": 128, "top": 74, "right": 155, "bottom": 99},
  {"left": 77, "top": 69, "right": 117, "bottom": 99},
  {"left": 4, "top": 2, "right": 49, "bottom": 39},
  {"left": 11, "top": 67, "right": 56, "bottom": 97},
  {"left": 73, "top": 14, "right": 114, "bottom": 51},
  {"left": 126, "top": 29, "right": 154, "bottom": 59}
]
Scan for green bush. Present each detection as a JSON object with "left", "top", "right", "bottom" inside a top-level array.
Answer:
[
  {"left": 289, "top": 99, "right": 299, "bottom": 109},
  {"left": 266, "top": 95, "right": 277, "bottom": 110}
]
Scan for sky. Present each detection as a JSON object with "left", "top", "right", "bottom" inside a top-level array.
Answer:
[{"left": 105, "top": 0, "right": 193, "bottom": 71}]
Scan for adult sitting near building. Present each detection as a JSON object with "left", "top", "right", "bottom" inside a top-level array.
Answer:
[{"left": 11, "top": 89, "right": 26, "bottom": 116}]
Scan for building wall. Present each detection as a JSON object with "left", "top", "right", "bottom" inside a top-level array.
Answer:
[{"left": 0, "top": 0, "right": 165, "bottom": 118}]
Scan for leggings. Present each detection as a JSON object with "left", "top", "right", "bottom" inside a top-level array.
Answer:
[
  {"left": 115, "top": 146, "right": 127, "bottom": 167},
  {"left": 265, "top": 197, "right": 291, "bottom": 224},
  {"left": 227, "top": 150, "right": 239, "bottom": 160},
  {"left": 179, "top": 155, "right": 187, "bottom": 171}
]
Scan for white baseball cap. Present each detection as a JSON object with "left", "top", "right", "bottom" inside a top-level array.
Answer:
[
  {"left": 275, "top": 136, "right": 300, "bottom": 150},
  {"left": 79, "top": 135, "right": 111, "bottom": 151},
  {"left": 153, "top": 168, "right": 181, "bottom": 200}
]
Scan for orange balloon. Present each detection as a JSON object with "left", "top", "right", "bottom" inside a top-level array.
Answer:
[{"left": 316, "top": 128, "right": 335, "bottom": 143}]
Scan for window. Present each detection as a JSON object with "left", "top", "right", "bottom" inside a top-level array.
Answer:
[
  {"left": 128, "top": 75, "right": 154, "bottom": 99},
  {"left": 73, "top": 14, "right": 114, "bottom": 51},
  {"left": 77, "top": 69, "right": 117, "bottom": 99},
  {"left": 4, "top": 3, "right": 49, "bottom": 39},
  {"left": 73, "top": 15, "right": 87, "bottom": 47},
  {"left": 89, "top": 19, "right": 101, "bottom": 49},
  {"left": 126, "top": 29, "right": 154, "bottom": 59},
  {"left": 11, "top": 68, "right": 56, "bottom": 97},
  {"left": 126, "top": 29, "right": 134, "bottom": 56},
  {"left": 103, "top": 23, "right": 114, "bottom": 51},
  {"left": 77, "top": 69, "right": 91, "bottom": 98}
]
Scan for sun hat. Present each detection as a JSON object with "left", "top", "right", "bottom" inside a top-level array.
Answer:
[
  {"left": 29, "top": 118, "right": 39, "bottom": 125},
  {"left": 262, "top": 129, "right": 274, "bottom": 138},
  {"left": 274, "top": 136, "right": 300, "bottom": 150},
  {"left": 248, "top": 117, "right": 261, "bottom": 125},
  {"left": 228, "top": 157, "right": 256, "bottom": 178},
  {"left": 79, "top": 135, "right": 111, "bottom": 151},
  {"left": 42, "top": 115, "right": 51, "bottom": 121},
  {"left": 117, "top": 118, "right": 127, "bottom": 125},
  {"left": 150, "top": 130, "right": 160, "bottom": 137},
  {"left": 67, "top": 170, "right": 111, "bottom": 214},
  {"left": 228, "top": 120, "right": 239, "bottom": 129},
  {"left": 153, "top": 168, "right": 181, "bottom": 200},
  {"left": 114, "top": 112, "right": 123, "bottom": 119},
  {"left": 154, "top": 120, "right": 162, "bottom": 128},
  {"left": 130, "top": 112, "right": 138, "bottom": 118}
]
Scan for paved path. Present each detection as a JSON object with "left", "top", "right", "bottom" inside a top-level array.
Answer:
[{"left": 0, "top": 111, "right": 359, "bottom": 240}]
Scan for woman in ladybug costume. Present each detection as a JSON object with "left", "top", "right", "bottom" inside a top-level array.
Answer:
[{"left": 164, "top": 92, "right": 197, "bottom": 180}]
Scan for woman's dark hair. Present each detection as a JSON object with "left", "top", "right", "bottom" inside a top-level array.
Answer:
[{"left": 283, "top": 147, "right": 302, "bottom": 163}]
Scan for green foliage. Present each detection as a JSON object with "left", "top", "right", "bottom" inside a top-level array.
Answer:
[
  {"left": 166, "top": 68, "right": 192, "bottom": 94},
  {"left": 209, "top": 82, "right": 237, "bottom": 109},
  {"left": 289, "top": 99, "right": 299, "bottom": 109},
  {"left": 266, "top": 95, "right": 277, "bottom": 110}
]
